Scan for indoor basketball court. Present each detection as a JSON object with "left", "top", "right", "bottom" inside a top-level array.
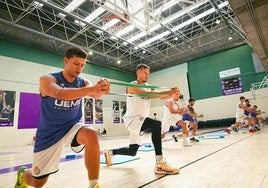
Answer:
[{"left": 0, "top": 0, "right": 268, "bottom": 188}]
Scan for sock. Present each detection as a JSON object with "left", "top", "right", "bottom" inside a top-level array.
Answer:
[
  {"left": 108, "top": 150, "right": 113, "bottom": 155},
  {"left": 89, "top": 179, "right": 98, "bottom": 188},
  {"left": 155, "top": 155, "right": 163, "bottom": 165},
  {"left": 182, "top": 134, "right": 187, "bottom": 142}
]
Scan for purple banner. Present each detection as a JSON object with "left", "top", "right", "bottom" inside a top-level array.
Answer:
[
  {"left": 84, "top": 98, "right": 93, "bottom": 124},
  {"left": 120, "top": 101, "right": 126, "bottom": 123},
  {"left": 95, "top": 99, "right": 103, "bottom": 124},
  {"left": 0, "top": 90, "right": 16, "bottom": 127},
  {"left": 18, "top": 92, "right": 40, "bottom": 129},
  {"left": 221, "top": 77, "right": 243, "bottom": 96},
  {"left": 112, "top": 100, "right": 120, "bottom": 123}
]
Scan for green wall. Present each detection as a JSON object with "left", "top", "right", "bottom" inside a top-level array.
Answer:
[
  {"left": 187, "top": 45, "right": 266, "bottom": 100},
  {"left": 0, "top": 39, "right": 135, "bottom": 81}
]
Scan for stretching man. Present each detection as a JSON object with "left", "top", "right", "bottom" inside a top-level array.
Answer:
[
  {"left": 161, "top": 92, "right": 191, "bottom": 147},
  {"left": 181, "top": 98, "right": 203, "bottom": 142},
  {"left": 230, "top": 96, "right": 255, "bottom": 132},
  {"left": 15, "top": 46, "right": 110, "bottom": 188},
  {"left": 104, "top": 64, "right": 180, "bottom": 174}
]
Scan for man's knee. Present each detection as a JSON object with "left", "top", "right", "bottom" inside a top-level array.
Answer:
[
  {"left": 77, "top": 127, "right": 98, "bottom": 145},
  {"left": 129, "top": 144, "right": 139, "bottom": 156}
]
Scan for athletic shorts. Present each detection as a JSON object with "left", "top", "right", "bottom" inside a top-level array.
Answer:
[
  {"left": 161, "top": 118, "right": 177, "bottom": 133},
  {"left": 236, "top": 115, "right": 246, "bottom": 123},
  {"left": 124, "top": 116, "right": 145, "bottom": 145},
  {"left": 32, "top": 123, "right": 85, "bottom": 178}
]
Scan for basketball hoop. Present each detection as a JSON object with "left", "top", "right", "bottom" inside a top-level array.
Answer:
[{"left": 101, "top": 13, "right": 129, "bottom": 33}]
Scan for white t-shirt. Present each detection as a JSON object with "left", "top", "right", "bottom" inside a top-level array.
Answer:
[
  {"left": 235, "top": 102, "right": 245, "bottom": 122},
  {"left": 161, "top": 99, "right": 181, "bottom": 133},
  {"left": 123, "top": 81, "right": 151, "bottom": 145}
]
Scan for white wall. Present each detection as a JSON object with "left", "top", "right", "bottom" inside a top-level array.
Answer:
[
  {"left": 1, "top": 56, "right": 267, "bottom": 147},
  {"left": 149, "top": 63, "right": 189, "bottom": 119},
  {"left": 149, "top": 63, "right": 268, "bottom": 123},
  {"left": 0, "top": 56, "right": 128, "bottom": 147}
]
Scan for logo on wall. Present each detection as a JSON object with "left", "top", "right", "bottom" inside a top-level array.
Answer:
[{"left": 221, "top": 77, "right": 243, "bottom": 96}]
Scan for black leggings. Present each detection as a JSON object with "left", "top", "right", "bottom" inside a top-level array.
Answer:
[{"left": 112, "top": 117, "right": 162, "bottom": 156}]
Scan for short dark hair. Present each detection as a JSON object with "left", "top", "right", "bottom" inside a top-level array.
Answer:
[
  {"left": 65, "top": 46, "right": 88, "bottom": 59},
  {"left": 136, "top": 63, "right": 149, "bottom": 71},
  {"left": 240, "top": 96, "right": 245, "bottom": 100},
  {"left": 245, "top": 99, "right": 249, "bottom": 102},
  {"left": 189, "top": 98, "right": 196, "bottom": 103}
]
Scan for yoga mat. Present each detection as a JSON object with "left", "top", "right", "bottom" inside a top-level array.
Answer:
[
  {"left": 100, "top": 155, "right": 140, "bottom": 165},
  {"left": 198, "top": 135, "right": 225, "bottom": 140},
  {"left": 138, "top": 145, "right": 154, "bottom": 152}
]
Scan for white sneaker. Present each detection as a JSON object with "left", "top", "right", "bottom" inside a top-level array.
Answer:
[{"left": 182, "top": 138, "right": 192, "bottom": 147}]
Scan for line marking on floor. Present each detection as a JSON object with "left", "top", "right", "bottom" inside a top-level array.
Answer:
[{"left": 137, "top": 134, "right": 254, "bottom": 188}]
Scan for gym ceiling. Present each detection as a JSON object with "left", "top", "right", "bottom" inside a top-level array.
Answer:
[{"left": 0, "top": 0, "right": 267, "bottom": 73}]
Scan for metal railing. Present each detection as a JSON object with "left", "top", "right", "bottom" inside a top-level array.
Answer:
[{"left": 251, "top": 75, "right": 268, "bottom": 99}]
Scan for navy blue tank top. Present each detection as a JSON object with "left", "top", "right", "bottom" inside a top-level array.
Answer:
[
  {"left": 182, "top": 105, "right": 195, "bottom": 122},
  {"left": 34, "top": 72, "right": 85, "bottom": 152}
]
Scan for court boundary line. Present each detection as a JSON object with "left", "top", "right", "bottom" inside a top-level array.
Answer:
[{"left": 137, "top": 134, "right": 254, "bottom": 188}]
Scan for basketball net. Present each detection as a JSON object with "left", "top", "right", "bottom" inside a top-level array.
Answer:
[{"left": 101, "top": 13, "right": 129, "bottom": 33}]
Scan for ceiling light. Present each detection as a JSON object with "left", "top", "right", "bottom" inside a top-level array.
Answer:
[
  {"left": 215, "top": 19, "right": 221, "bottom": 24},
  {"left": 64, "top": 0, "right": 86, "bottom": 12},
  {"left": 122, "top": 41, "right": 128, "bottom": 46},
  {"left": 57, "top": 13, "right": 66, "bottom": 18},
  {"left": 116, "top": 60, "right": 121, "bottom": 64},
  {"left": 74, "top": 19, "right": 86, "bottom": 27},
  {"left": 138, "top": 31, "right": 171, "bottom": 48},
  {"left": 174, "top": 37, "right": 178, "bottom": 41},
  {"left": 228, "top": 37, "right": 232, "bottom": 40},
  {"left": 88, "top": 50, "right": 93, "bottom": 55},
  {"left": 84, "top": 7, "right": 105, "bottom": 23},
  {"left": 127, "top": 0, "right": 208, "bottom": 43},
  {"left": 135, "top": 1, "right": 229, "bottom": 49},
  {"left": 33, "top": 1, "right": 44, "bottom": 9},
  {"left": 115, "top": 25, "right": 135, "bottom": 37},
  {"left": 152, "top": 0, "right": 180, "bottom": 17}
]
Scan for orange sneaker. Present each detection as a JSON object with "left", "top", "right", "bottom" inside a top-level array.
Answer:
[{"left": 154, "top": 159, "right": 180, "bottom": 175}]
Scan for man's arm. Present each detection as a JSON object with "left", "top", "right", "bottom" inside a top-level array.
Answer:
[
  {"left": 39, "top": 75, "right": 110, "bottom": 100},
  {"left": 127, "top": 86, "right": 178, "bottom": 99}
]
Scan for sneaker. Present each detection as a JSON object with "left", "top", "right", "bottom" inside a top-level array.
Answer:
[
  {"left": 254, "top": 126, "right": 261, "bottom": 131},
  {"left": 232, "top": 127, "right": 239, "bottom": 132},
  {"left": 190, "top": 137, "right": 199, "bottom": 142},
  {"left": 92, "top": 183, "right": 100, "bottom": 188},
  {"left": 182, "top": 138, "right": 192, "bottom": 147},
  {"left": 172, "top": 135, "right": 178, "bottom": 142},
  {"left": 154, "top": 159, "right": 180, "bottom": 175},
  {"left": 15, "top": 166, "right": 28, "bottom": 188},
  {"left": 224, "top": 128, "right": 230, "bottom": 134},
  {"left": 103, "top": 150, "right": 113, "bottom": 166},
  {"left": 249, "top": 129, "right": 256, "bottom": 133}
]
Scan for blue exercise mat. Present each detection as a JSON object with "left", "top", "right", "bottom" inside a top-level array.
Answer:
[
  {"left": 100, "top": 155, "right": 140, "bottom": 165},
  {"left": 138, "top": 145, "right": 154, "bottom": 152},
  {"left": 202, "top": 130, "right": 228, "bottom": 137},
  {"left": 198, "top": 135, "right": 225, "bottom": 140}
]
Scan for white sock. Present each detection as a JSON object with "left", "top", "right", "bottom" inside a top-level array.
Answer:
[
  {"left": 89, "top": 179, "right": 98, "bottom": 188},
  {"left": 155, "top": 155, "right": 163, "bottom": 165},
  {"left": 183, "top": 134, "right": 187, "bottom": 141},
  {"left": 108, "top": 150, "right": 113, "bottom": 155}
]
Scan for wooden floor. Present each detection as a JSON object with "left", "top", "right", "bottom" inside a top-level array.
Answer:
[{"left": 1, "top": 126, "right": 268, "bottom": 188}]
